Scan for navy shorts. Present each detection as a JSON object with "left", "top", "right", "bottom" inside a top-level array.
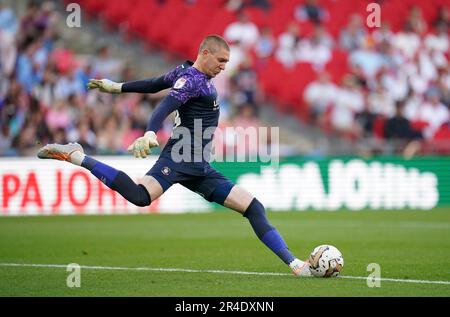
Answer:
[{"left": 146, "top": 157, "right": 235, "bottom": 205}]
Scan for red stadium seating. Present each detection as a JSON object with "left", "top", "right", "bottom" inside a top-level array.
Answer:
[
  {"left": 102, "top": 0, "right": 133, "bottom": 28},
  {"left": 86, "top": 0, "right": 448, "bottom": 127}
]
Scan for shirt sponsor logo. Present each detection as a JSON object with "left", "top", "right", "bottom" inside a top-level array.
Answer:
[
  {"left": 161, "top": 166, "right": 171, "bottom": 176},
  {"left": 174, "top": 77, "right": 187, "bottom": 89}
]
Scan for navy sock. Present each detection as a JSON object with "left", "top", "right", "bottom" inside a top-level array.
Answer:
[
  {"left": 243, "top": 199, "right": 296, "bottom": 265},
  {"left": 81, "top": 156, "right": 151, "bottom": 207}
]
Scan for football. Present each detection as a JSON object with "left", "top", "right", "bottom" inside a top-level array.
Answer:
[{"left": 308, "top": 245, "right": 344, "bottom": 278}]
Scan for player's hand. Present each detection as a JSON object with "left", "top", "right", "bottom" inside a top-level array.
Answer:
[
  {"left": 127, "top": 131, "right": 159, "bottom": 158},
  {"left": 87, "top": 78, "right": 123, "bottom": 93}
]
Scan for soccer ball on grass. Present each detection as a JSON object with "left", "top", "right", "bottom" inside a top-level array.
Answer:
[{"left": 308, "top": 245, "right": 344, "bottom": 278}]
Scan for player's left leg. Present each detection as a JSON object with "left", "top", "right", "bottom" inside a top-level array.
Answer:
[
  {"left": 182, "top": 168, "right": 311, "bottom": 277},
  {"left": 37, "top": 143, "right": 162, "bottom": 206}
]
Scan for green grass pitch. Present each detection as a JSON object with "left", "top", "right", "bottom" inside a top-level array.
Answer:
[{"left": 1, "top": 209, "right": 450, "bottom": 296}]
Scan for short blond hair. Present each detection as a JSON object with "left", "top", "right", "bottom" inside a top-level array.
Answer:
[{"left": 198, "top": 35, "right": 230, "bottom": 54}]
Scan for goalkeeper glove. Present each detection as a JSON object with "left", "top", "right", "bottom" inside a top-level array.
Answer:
[
  {"left": 87, "top": 78, "right": 123, "bottom": 93},
  {"left": 127, "top": 131, "right": 159, "bottom": 158}
]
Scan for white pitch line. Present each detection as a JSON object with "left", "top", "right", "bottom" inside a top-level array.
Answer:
[{"left": 1, "top": 263, "right": 450, "bottom": 286}]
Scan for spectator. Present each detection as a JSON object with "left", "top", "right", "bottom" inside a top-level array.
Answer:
[
  {"left": 244, "top": 0, "right": 272, "bottom": 11},
  {"left": 405, "top": 53, "right": 432, "bottom": 96},
  {"left": 349, "top": 40, "right": 386, "bottom": 80},
  {"left": 372, "top": 22, "right": 394, "bottom": 46},
  {"left": 296, "top": 25, "right": 332, "bottom": 68},
  {"left": 405, "top": 5, "right": 427, "bottom": 35},
  {"left": 384, "top": 100, "right": 422, "bottom": 141},
  {"left": 226, "top": 0, "right": 244, "bottom": 12},
  {"left": 433, "top": 6, "right": 449, "bottom": 30},
  {"left": 51, "top": 127, "right": 68, "bottom": 144},
  {"left": 32, "top": 64, "right": 58, "bottom": 108},
  {"left": 303, "top": 71, "right": 338, "bottom": 122},
  {"left": 225, "top": 0, "right": 272, "bottom": 12},
  {"left": 34, "top": 1, "right": 58, "bottom": 33},
  {"left": 379, "top": 66, "right": 409, "bottom": 102},
  {"left": 0, "top": 125, "right": 13, "bottom": 155},
  {"left": 91, "top": 45, "right": 123, "bottom": 80},
  {"left": 254, "top": 26, "right": 275, "bottom": 59},
  {"left": 339, "top": 14, "right": 367, "bottom": 51},
  {"left": 12, "top": 125, "right": 39, "bottom": 156},
  {"left": 294, "top": 0, "right": 328, "bottom": 25},
  {"left": 232, "top": 103, "right": 261, "bottom": 157},
  {"left": 0, "top": 4, "right": 18, "bottom": 35},
  {"left": 31, "top": 35, "right": 50, "bottom": 78},
  {"left": 230, "top": 55, "right": 260, "bottom": 107},
  {"left": 355, "top": 103, "right": 377, "bottom": 138},
  {"left": 45, "top": 99, "right": 71, "bottom": 131},
  {"left": 223, "top": 39, "right": 246, "bottom": 74},
  {"left": 415, "top": 88, "right": 450, "bottom": 139},
  {"left": 233, "top": 103, "right": 261, "bottom": 129},
  {"left": 67, "top": 119, "right": 97, "bottom": 155},
  {"left": 329, "top": 75, "right": 364, "bottom": 137},
  {"left": 0, "top": 28, "right": 17, "bottom": 78},
  {"left": 437, "top": 66, "right": 450, "bottom": 107},
  {"left": 367, "top": 85, "right": 395, "bottom": 118},
  {"left": 54, "top": 65, "right": 85, "bottom": 99},
  {"left": 419, "top": 49, "right": 439, "bottom": 84},
  {"left": 403, "top": 88, "right": 423, "bottom": 121},
  {"left": 16, "top": 41, "right": 41, "bottom": 93},
  {"left": 425, "top": 24, "right": 449, "bottom": 70},
  {"left": 311, "top": 24, "right": 333, "bottom": 49},
  {"left": 224, "top": 11, "right": 260, "bottom": 49},
  {"left": 97, "top": 116, "right": 124, "bottom": 155},
  {"left": 275, "top": 22, "right": 302, "bottom": 69},
  {"left": 19, "top": 1, "right": 40, "bottom": 42},
  {"left": 392, "top": 21, "right": 421, "bottom": 60},
  {"left": 384, "top": 100, "right": 423, "bottom": 157}
]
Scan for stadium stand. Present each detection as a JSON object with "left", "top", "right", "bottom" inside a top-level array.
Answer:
[
  {"left": 1, "top": 0, "right": 449, "bottom": 157},
  {"left": 74, "top": 0, "right": 450, "bottom": 154}
]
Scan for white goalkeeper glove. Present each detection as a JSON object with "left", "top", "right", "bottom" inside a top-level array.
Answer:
[
  {"left": 127, "top": 131, "right": 159, "bottom": 158},
  {"left": 87, "top": 78, "right": 123, "bottom": 93}
]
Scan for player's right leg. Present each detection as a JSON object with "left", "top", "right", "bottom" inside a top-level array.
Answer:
[
  {"left": 181, "top": 167, "right": 311, "bottom": 277},
  {"left": 223, "top": 185, "right": 311, "bottom": 277},
  {"left": 37, "top": 143, "right": 163, "bottom": 206}
]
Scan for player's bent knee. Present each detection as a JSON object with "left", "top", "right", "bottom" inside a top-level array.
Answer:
[
  {"left": 131, "top": 184, "right": 152, "bottom": 207},
  {"left": 223, "top": 185, "right": 255, "bottom": 214},
  {"left": 138, "top": 175, "right": 164, "bottom": 201}
]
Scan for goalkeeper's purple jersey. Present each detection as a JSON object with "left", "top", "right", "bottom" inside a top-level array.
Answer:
[{"left": 160, "top": 61, "right": 220, "bottom": 175}]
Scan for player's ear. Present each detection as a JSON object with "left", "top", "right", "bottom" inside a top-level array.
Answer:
[{"left": 201, "top": 49, "right": 209, "bottom": 57}]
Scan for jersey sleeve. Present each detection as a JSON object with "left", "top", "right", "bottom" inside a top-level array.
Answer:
[
  {"left": 146, "top": 95, "right": 183, "bottom": 133},
  {"left": 168, "top": 75, "right": 200, "bottom": 104},
  {"left": 163, "top": 64, "right": 182, "bottom": 84},
  {"left": 121, "top": 75, "right": 171, "bottom": 93},
  {"left": 121, "top": 65, "right": 182, "bottom": 93}
]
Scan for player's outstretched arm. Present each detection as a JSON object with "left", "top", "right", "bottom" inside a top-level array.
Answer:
[
  {"left": 127, "top": 95, "right": 182, "bottom": 158},
  {"left": 121, "top": 76, "right": 173, "bottom": 93},
  {"left": 87, "top": 78, "right": 123, "bottom": 93},
  {"left": 87, "top": 75, "right": 173, "bottom": 94}
]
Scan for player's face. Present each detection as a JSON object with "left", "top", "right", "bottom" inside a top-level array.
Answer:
[{"left": 205, "top": 48, "right": 230, "bottom": 77}]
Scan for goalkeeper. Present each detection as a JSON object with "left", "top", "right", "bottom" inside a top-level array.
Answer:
[{"left": 37, "top": 35, "right": 311, "bottom": 277}]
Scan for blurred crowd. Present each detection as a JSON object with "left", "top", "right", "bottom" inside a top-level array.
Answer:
[
  {"left": 0, "top": 1, "right": 132, "bottom": 156},
  {"left": 220, "top": 0, "right": 450, "bottom": 155},
  {"left": 0, "top": 1, "right": 266, "bottom": 157},
  {"left": 299, "top": 3, "right": 450, "bottom": 155}
]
